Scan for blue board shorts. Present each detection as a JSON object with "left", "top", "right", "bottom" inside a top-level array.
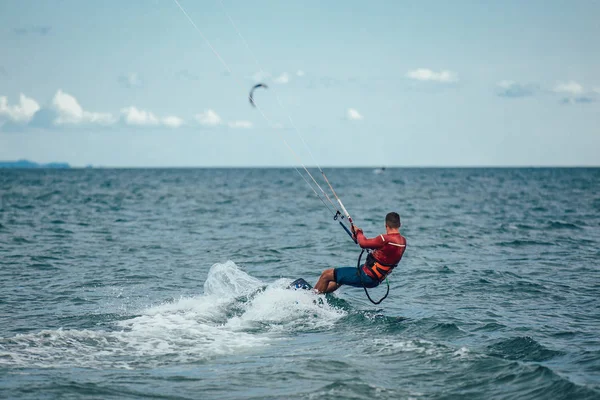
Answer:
[{"left": 334, "top": 266, "right": 380, "bottom": 288}]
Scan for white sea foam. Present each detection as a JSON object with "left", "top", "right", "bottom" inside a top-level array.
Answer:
[
  {"left": 453, "top": 346, "right": 470, "bottom": 358},
  {"left": 226, "top": 278, "right": 345, "bottom": 332},
  {"left": 368, "top": 338, "right": 441, "bottom": 357},
  {"left": 366, "top": 337, "right": 473, "bottom": 362},
  {"left": 203, "top": 259, "right": 263, "bottom": 299},
  {"left": 0, "top": 260, "right": 345, "bottom": 369}
]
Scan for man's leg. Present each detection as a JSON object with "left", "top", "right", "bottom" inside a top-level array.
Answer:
[
  {"left": 325, "top": 281, "right": 341, "bottom": 293},
  {"left": 314, "top": 268, "right": 340, "bottom": 293}
]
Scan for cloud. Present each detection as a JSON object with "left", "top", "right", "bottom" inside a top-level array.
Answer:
[
  {"left": 552, "top": 81, "right": 598, "bottom": 104},
  {"left": 8, "top": 90, "right": 116, "bottom": 129},
  {"left": 553, "top": 81, "right": 584, "bottom": 95},
  {"left": 493, "top": 79, "right": 597, "bottom": 104},
  {"left": 496, "top": 80, "right": 538, "bottom": 98},
  {"left": 29, "top": 108, "right": 58, "bottom": 129},
  {"left": 3, "top": 89, "right": 267, "bottom": 131},
  {"left": 0, "top": 119, "right": 29, "bottom": 133},
  {"left": 0, "top": 94, "right": 40, "bottom": 123},
  {"left": 195, "top": 109, "right": 253, "bottom": 129},
  {"left": 273, "top": 72, "right": 290, "bottom": 84},
  {"left": 252, "top": 71, "right": 296, "bottom": 84},
  {"left": 573, "top": 97, "right": 595, "bottom": 104},
  {"left": 13, "top": 26, "right": 52, "bottom": 36},
  {"left": 162, "top": 116, "right": 184, "bottom": 128},
  {"left": 560, "top": 96, "right": 596, "bottom": 105},
  {"left": 195, "top": 109, "right": 222, "bottom": 126},
  {"left": 120, "top": 107, "right": 185, "bottom": 128},
  {"left": 228, "top": 120, "right": 253, "bottom": 129},
  {"left": 52, "top": 90, "right": 115, "bottom": 125},
  {"left": 120, "top": 106, "right": 159, "bottom": 126},
  {"left": 118, "top": 72, "right": 143, "bottom": 89},
  {"left": 347, "top": 108, "right": 363, "bottom": 120},
  {"left": 406, "top": 68, "right": 458, "bottom": 83},
  {"left": 1, "top": 90, "right": 193, "bottom": 130}
]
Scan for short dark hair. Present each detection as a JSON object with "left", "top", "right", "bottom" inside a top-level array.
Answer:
[{"left": 385, "top": 212, "right": 401, "bottom": 229}]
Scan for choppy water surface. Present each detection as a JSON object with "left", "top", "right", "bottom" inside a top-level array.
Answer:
[{"left": 0, "top": 168, "right": 599, "bottom": 399}]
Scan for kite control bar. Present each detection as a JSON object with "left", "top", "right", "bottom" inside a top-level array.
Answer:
[{"left": 334, "top": 210, "right": 358, "bottom": 244}]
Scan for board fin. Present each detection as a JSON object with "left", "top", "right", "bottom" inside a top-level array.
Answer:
[{"left": 288, "top": 278, "right": 312, "bottom": 291}]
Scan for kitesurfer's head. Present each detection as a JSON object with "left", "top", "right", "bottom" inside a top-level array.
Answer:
[{"left": 385, "top": 212, "right": 401, "bottom": 230}]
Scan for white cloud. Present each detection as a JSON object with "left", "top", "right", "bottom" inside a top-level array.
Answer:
[
  {"left": 121, "top": 107, "right": 184, "bottom": 127},
  {"left": 0, "top": 93, "right": 40, "bottom": 122},
  {"left": 273, "top": 72, "right": 290, "bottom": 84},
  {"left": 497, "top": 80, "right": 515, "bottom": 89},
  {"left": 296, "top": 70, "right": 305, "bottom": 77},
  {"left": 228, "top": 120, "right": 253, "bottom": 129},
  {"left": 162, "top": 116, "right": 184, "bottom": 128},
  {"left": 253, "top": 70, "right": 294, "bottom": 83},
  {"left": 195, "top": 109, "right": 222, "bottom": 126},
  {"left": 195, "top": 109, "right": 251, "bottom": 129},
  {"left": 120, "top": 106, "right": 160, "bottom": 126},
  {"left": 347, "top": 108, "right": 363, "bottom": 120},
  {"left": 553, "top": 81, "right": 584, "bottom": 95},
  {"left": 52, "top": 90, "right": 115, "bottom": 125},
  {"left": 496, "top": 80, "right": 537, "bottom": 98},
  {"left": 406, "top": 68, "right": 458, "bottom": 83},
  {"left": 52, "top": 90, "right": 83, "bottom": 124},
  {"left": 2, "top": 90, "right": 188, "bottom": 130}
]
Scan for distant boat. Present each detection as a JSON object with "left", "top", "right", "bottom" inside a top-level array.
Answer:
[{"left": 373, "top": 167, "right": 386, "bottom": 174}]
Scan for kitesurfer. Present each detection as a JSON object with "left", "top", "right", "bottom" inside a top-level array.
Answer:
[{"left": 314, "top": 212, "right": 406, "bottom": 294}]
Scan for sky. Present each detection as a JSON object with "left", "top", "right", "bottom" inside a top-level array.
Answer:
[{"left": 0, "top": 0, "right": 599, "bottom": 167}]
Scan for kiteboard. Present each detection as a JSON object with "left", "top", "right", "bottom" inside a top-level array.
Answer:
[{"left": 288, "top": 278, "right": 313, "bottom": 291}]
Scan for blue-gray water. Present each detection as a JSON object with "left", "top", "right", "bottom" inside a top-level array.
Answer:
[{"left": 1, "top": 168, "right": 599, "bottom": 399}]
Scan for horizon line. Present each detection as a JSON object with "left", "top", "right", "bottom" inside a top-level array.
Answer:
[{"left": 2, "top": 165, "right": 600, "bottom": 169}]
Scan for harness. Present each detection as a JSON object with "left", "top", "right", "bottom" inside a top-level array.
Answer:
[
  {"left": 356, "top": 250, "right": 390, "bottom": 305},
  {"left": 364, "top": 252, "right": 398, "bottom": 281}
]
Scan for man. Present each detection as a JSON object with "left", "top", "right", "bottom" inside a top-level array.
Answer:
[{"left": 314, "top": 212, "right": 406, "bottom": 293}]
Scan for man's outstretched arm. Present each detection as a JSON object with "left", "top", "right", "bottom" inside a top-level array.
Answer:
[{"left": 353, "top": 227, "right": 385, "bottom": 250}]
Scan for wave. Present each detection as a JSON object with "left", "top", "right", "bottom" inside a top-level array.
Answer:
[
  {"left": 34, "top": 190, "right": 62, "bottom": 201},
  {"left": 487, "top": 336, "right": 563, "bottom": 362},
  {"left": 303, "top": 380, "right": 408, "bottom": 399},
  {"left": 547, "top": 221, "right": 583, "bottom": 230},
  {"left": 472, "top": 322, "right": 507, "bottom": 332},
  {"left": 437, "top": 265, "right": 455, "bottom": 273},
  {"left": 0, "top": 261, "right": 345, "bottom": 369},
  {"left": 498, "top": 239, "right": 555, "bottom": 247},
  {"left": 367, "top": 338, "right": 443, "bottom": 357}
]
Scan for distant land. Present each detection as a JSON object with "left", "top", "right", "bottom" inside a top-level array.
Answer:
[{"left": 0, "top": 160, "right": 71, "bottom": 169}]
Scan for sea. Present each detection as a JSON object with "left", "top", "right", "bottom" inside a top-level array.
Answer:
[{"left": 0, "top": 167, "right": 599, "bottom": 399}]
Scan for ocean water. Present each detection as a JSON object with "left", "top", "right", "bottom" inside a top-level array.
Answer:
[{"left": 0, "top": 167, "right": 599, "bottom": 399}]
